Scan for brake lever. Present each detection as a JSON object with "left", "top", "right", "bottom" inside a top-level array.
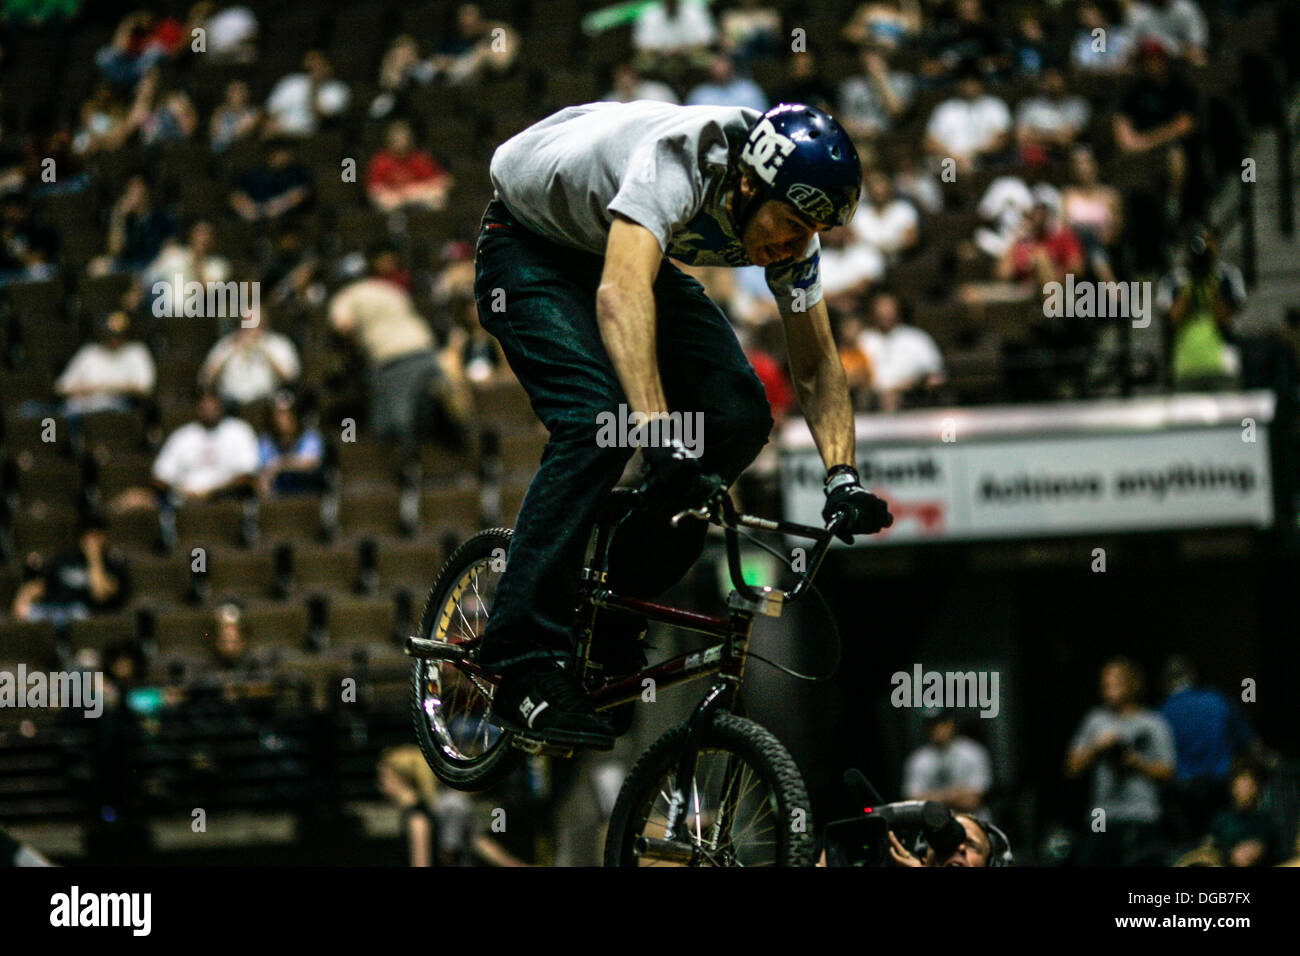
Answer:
[{"left": 670, "top": 506, "right": 711, "bottom": 528}]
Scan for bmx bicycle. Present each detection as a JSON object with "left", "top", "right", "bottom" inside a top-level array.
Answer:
[{"left": 406, "top": 483, "right": 846, "bottom": 866}]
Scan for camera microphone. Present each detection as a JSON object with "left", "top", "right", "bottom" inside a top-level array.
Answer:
[{"left": 843, "top": 768, "right": 884, "bottom": 810}]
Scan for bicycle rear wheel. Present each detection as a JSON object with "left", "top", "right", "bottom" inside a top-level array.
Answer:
[
  {"left": 603, "top": 713, "right": 814, "bottom": 867},
  {"left": 411, "top": 528, "right": 524, "bottom": 791}
]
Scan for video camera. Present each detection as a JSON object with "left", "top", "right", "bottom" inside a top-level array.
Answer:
[{"left": 822, "top": 769, "right": 1012, "bottom": 867}]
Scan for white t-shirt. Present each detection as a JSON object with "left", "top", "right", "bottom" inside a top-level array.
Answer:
[
  {"left": 975, "top": 176, "right": 1062, "bottom": 257},
  {"left": 201, "top": 331, "right": 301, "bottom": 406},
  {"left": 206, "top": 6, "right": 258, "bottom": 56},
  {"left": 819, "top": 241, "right": 884, "bottom": 296},
  {"left": 152, "top": 418, "right": 261, "bottom": 496},
  {"left": 861, "top": 324, "right": 943, "bottom": 391},
  {"left": 633, "top": 0, "right": 717, "bottom": 52},
  {"left": 57, "top": 342, "right": 156, "bottom": 413},
  {"left": 903, "top": 737, "right": 993, "bottom": 801},
  {"left": 1015, "top": 95, "right": 1090, "bottom": 139},
  {"left": 926, "top": 95, "right": 1011, "bottom": 157},
  {"left": 266, "top": 73, "right": 351, "bottom": 136},
  {"left": 852, "top": 198, "right": 919, "bottom": 256}
]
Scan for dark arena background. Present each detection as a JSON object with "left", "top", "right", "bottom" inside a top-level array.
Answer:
[{"left": 0, "top": 0, "right": 1297, "bottom": 894}]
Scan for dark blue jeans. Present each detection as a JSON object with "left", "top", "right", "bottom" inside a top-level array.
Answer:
[{"left": 472, "top": 199, "right": 773, "bottom": 672}]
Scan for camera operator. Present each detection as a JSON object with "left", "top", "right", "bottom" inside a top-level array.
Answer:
[
  {"left": 1156, "top": 224, "right": 1246, "bottom": 391},
  {"left": 887, "top": 812, "right": 1001, "bottom": 868}
]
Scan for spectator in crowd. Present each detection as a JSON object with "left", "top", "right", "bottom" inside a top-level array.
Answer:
[
  {"left": 817, "top": 217, "right": 884, "bottom": 305},
  {"left": 767, "top": 53, "right": 837, "bottom": 115},
  {"left": 431, "top": 250, "right": 504, "bottom": 383},
  {"left": 261, "top": 225, "right": 325, "bottom": 317},
  {"left": 892, "top": 149, "right": 943, "bottom": 215},
  {"left": 903, "top": 710, "right": 993, "bottom": 814},
  {"left": 365, "top": 240, "right": 413, "bottom": 292},
  {"left": 1126, "top": 0, "right": 1209, "bottom": 67},
  {"left": 263, "top": 49, "right": 351, "bottom": 139},
  {"left": 257, "top": 389, "right": 325, "bottom": 496},
  {"left": 860, "top": 289, "right": 944, "bottom": 411},
  {"left": 604, "top": 63, "right": 679, "bottom": 104},
  {"left": 151, "top": 386, "right": 260, "bottom": 504},
  {"left": 1066, "top": 657, "right": 1177, "bottom": 866},
  {"left": 923, "top": 0, "right": 1011, "bottom": 84},
  {"left": 838, "top": 44, "right": 915, "bottom": 141},
  {"left": 143, "top": 219, "right": 233, "bottom": 318},
  {"left": 136, "top": 72, "right": 199, "bottom": 148},
  {"left": 377, "top": 743, "right": 440, "bottom": 866},
  {"left": 10, "top": 510, "right": 131, "bottom": 626},
  {"left": 366, "top": 120, "right": 452, "bottom": 214},
  {"left": 633, "top": 0, "right": 717, "bottom": 75},
  {"left": 842, "top": 0, "right": 923, "bottom": 51},
  {"left": 1072, "top": 0, "right": 1135, "bottom": 73},
  {"left": 0, "top": 191, "right": 58, "bottom": 283},
  {"left": 1156, "top": 224, "right": 1246, "bottom": 390},
  {"left": 230, "top": 139, "right": 315, "bottom": 224},
  {"left": 71, "top": 81, "right": 140, "bottom": 157},
  {"left": 1014, "top": 67, "right": 1090, "bottom": 168},
  {"left": 88, "top": 174, "right": 180, "bottom": 277},
  {"left": 970, "top": 170, "right": 1061, "bottom": 260},
  {"left": 202, "top": 602, "right": 271, "bottom": 680},
  {"left": 1010, "top": 9, "right": 1051, "bottom": 78},
  {"left": 329, "top": 248, "right": 470, "bottom": 450},
  {"left": 55, "top": 310, "right": 155, "bottom": 417},
  {"left": 209, "top": 79, "right": 262, "bottom": 153},
  {"left": 0, "top": 119, "right": 29, "bottom": 193},
  {"left": 199, "top": 308, "right": 301, "bottom": 409},
  {"left": 370, "top": 34, "right": 435, "bottom": 120},
  {"left": 923, "top": 62, "right": 1010, "bottom": 174},
  {"left": 190, "top": 3, "right": 259, "bottom": 63},
  {"left": 1062, "top": 145, "right": 1123, "bottom": 284},
  {"left": 717, "top": 0, "right": 781, "bottom": 71},
  {"left": 1206, "top": 761, "right": 1282, "bottom": 867},
  {"left": 992, "top": 200, "right": 1084, "bottom": 290},
  {"left": 833, "top": 309, "right": 874, "bottom": 411},
  {"left": 95, "top": 11, "right": 183, "bottom": 91},
  {"left": 1160, "top": 654, "right": 1258, "bottom": 841},
  {"left": 853, "top": 169, "right": 921, "bottom": 265},
  {"left": 429, "top": 3, "right": 521, "bottom": 85},
  {"left": 685, "top": 51, "right": 766, "bottom": 112},
  {"left": 1113, "top": 39, "right": 1197, "bottom": 226}
]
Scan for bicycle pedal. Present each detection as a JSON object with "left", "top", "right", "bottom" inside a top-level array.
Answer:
[{"left": 511, "top": 735, "right": 576, "bottom": 758}]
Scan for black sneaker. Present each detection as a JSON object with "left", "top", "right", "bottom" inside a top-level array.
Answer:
[{"left": 492, "top": 661, "right": 615, "bottom": 750}]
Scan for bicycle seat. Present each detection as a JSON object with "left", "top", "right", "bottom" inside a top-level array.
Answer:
[{"left": 595, "top": 486, "right": 643, "bottom": 526}]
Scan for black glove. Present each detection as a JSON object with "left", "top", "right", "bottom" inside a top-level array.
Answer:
[
  {"left": 642, "top": 439, "right": 724, "bottom": 508},
  {"left": 822, "top": 466, "right": 892, "bottom": 543}
]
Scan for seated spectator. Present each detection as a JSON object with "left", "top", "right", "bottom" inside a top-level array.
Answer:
[
  {"left": 136, "top": 71, "right": 198, "bottom": 147},
  {"left": 903, "top": 710, "right": 993, "bottom": 814},
  {"left": 329, "top": 248, "right": 470, "bottom": 451},
  {"left": 604, "top": 63, "right": 679, "bottom": 104},
  {"left": 95, "top": 11, "right": 183, "bottom": 92},
  {"left": 1156, "top": 224, "right": 1246, "bottom": 391},
  {"left": 717, "top": 0, "right": 781, "bottom": 71},
  {"left": 842, "top": 0, "right": 923, "bottom": 51},
  {"left": 971, "top": 172, "right": 1061, "bottom": 260},
  {"left": 55, "top": 310, "right": 156, "bottom": 417},
  {"left": 767, "top": 53, "right": 836, "bottom": 115},
  {"left": 71, "top": 81, "right": 138, "bottom": 157},
  {"left": 633, "top": 0, "right": 717, "bottom": 76},
  {"left": 892, "top": 150, "right": 943, "bottom": 215},
  {"left": 366, "top": 240, "right": 413, "bottom": 292},
  {"left": 0, "top": 118, "right": 30, "bottom": 193},
  {"left": 143, "top": 219, "right": 232, "bottom": 317},
  {"left": 261, "top": 225, "right": 325, "bottom": 316},
  {"left": 230, "top": 139, "right": 314, "bottom": 224},
  {"left": 1126, "top": 0, "right": 1208, "bottom": 67},
  {"left": 201, "top": 602, "right": 272, "bottom": 681},
  {"left": 366, "top": 120, "right": 452, "bottom": 214},
  {"left": 432, "top": 252, "right": 504, "bottom": 383},
  {"left": 1014, "top": 67, "right": 1090, "bottom": 168},
  {"left": 922, "top": 0, "right": 1011, "bottom": 84},
  {"left": 993, "top": 201, "right": 1083, "bottom": 288},
  {"left": 1113, "top": 40, "right": 1197, "bottom": 224},
  {"left": 860, "top": 289, "right": 944, "bottom": 410},
  {"left": 88, "top": 174, "right": 180, "bottom": 277},
  {"left": 1065, "top": 657, "right": 1177, "bottom": 866},
  {"left": 1011, "top": 9, "right": 1051, "bottom": 78},
  {"left": 923, "top": 63, "right": 1010, "bottom": 173},
  {"left": 685, "top": 51, "right": 766, "bottom": 112},
  {"left": 10, "top": 510, "right": 131, "bottom": 626},
  {"left": 1062, "top": 146, "right": 1123, "bottom": 283},
  {"left": 263, "top": 50, "right": 350, "bottom": 139},
  {"left": 833, "top": 310, "right": 874, "bottom": 410},
  {"left": 1072, "top": 0, "right": 1135, "bottom": 73},
  {"left": 838, "top": 44, "right": 915, "bottom": 141},
  {"left": 853, "top": 169, "right": 920, "bottom": 264},
  {"left": 152, "top": 387, "right": 260, "bottom": 503},
  {"left": 191, "top": 3, "right": 259, "bottom": 63},
  {"left": 199, "top": 308, "right": 301, "bottom": 409},
  {"left": 257, "top": 389, "right": 324, "bottom": 496},
  {"left": 209, "top": 79, "right": 261, "bottom": 153},
  {"left": 429, "top": 3, "right": 521, "bottom": 85},
  {"left": 370, "top": 34, "right": 436, "bottom": 119},
  {"left": 1207, "top": 762, "right": 1282, "bottom": 867},
  {"left": 818, "top": 223, "right": 884, "bottom": 307},
  {"left": 0, "top": 191, "right": 58, "bottom": 284}
]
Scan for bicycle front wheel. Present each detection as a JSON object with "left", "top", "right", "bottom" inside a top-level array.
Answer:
[{"left": 603, "top": 713, "right": 814, "bottom": 867}]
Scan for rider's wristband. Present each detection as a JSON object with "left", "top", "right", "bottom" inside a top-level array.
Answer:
[{"left": 824, "top": 465, "right": 860, "bottom": 496}]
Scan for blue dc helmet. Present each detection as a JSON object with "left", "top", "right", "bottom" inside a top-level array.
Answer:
[{"left": 738, "top": 103, "right": 863, "bottom": 228}]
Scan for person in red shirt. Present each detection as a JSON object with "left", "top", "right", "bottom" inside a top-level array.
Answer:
[
  {"left": 995, "top": 200, "right": 1083, "bottom": 286},
  {"left": 366, "top": 120, "right": 453, "bottom": 212}
]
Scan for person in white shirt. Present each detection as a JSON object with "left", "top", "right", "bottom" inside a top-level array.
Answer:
[
  {"left": 1014, "top": 67, "right": 1090, "bottom": 164},
  {"left": 853, "top": 169, "right": 920, "bottom": 262},
  {"left": 973, "top": 174, "right": 1061, "bottom": 259},
  {"left": 604, "top": 63, "right": 679, "bottom": 104},
  {"left": 903, "top": 710, "right": 994, "bottom": 815},
  {"left": 199, "top": 308, "right": 300, "bottom": 408},
  {"left": 197, "top": 4, "right": 259, "bottom": 63},
  {"left": 633, "top": 0, "right": 717, "bottom": 55},
  {"left": 264, "top": 50, "right": 350, "bottom": 138},
  {"left": 143, "top": 219, "right": 231, "bottom": 316},
  {"left": 152, "top": 388, "right": 260, "bottom": 501},
  {"left": 56, "top": 311, "right": 156, "bottom": 416},
  {"left": 1126, "top": 0, "right": 1208, "bottom": 66},
  {"left": 924, "top": 64, "right": 1011, "bottom": 173},
  {"left": 818, "top": 223, "right": 884, "bottom": 303},
  {"left": 860, "top": 289, "right": 944, "bottom": 410}
]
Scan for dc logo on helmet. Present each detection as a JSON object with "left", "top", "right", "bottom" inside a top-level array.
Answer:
[
  {"left": 786, "top": 183, "right": 835, "bottom": 224},
  {"left": 740, "top": 118, "right": 796, "bottom": 187}
]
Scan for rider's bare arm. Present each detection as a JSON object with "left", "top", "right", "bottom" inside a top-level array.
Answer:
[
  {"left": 782, "top": 297, "right": 856, "bottom": 470},
  {"left": 597, "top": 215, "right": 671, "bottom": 419}
]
